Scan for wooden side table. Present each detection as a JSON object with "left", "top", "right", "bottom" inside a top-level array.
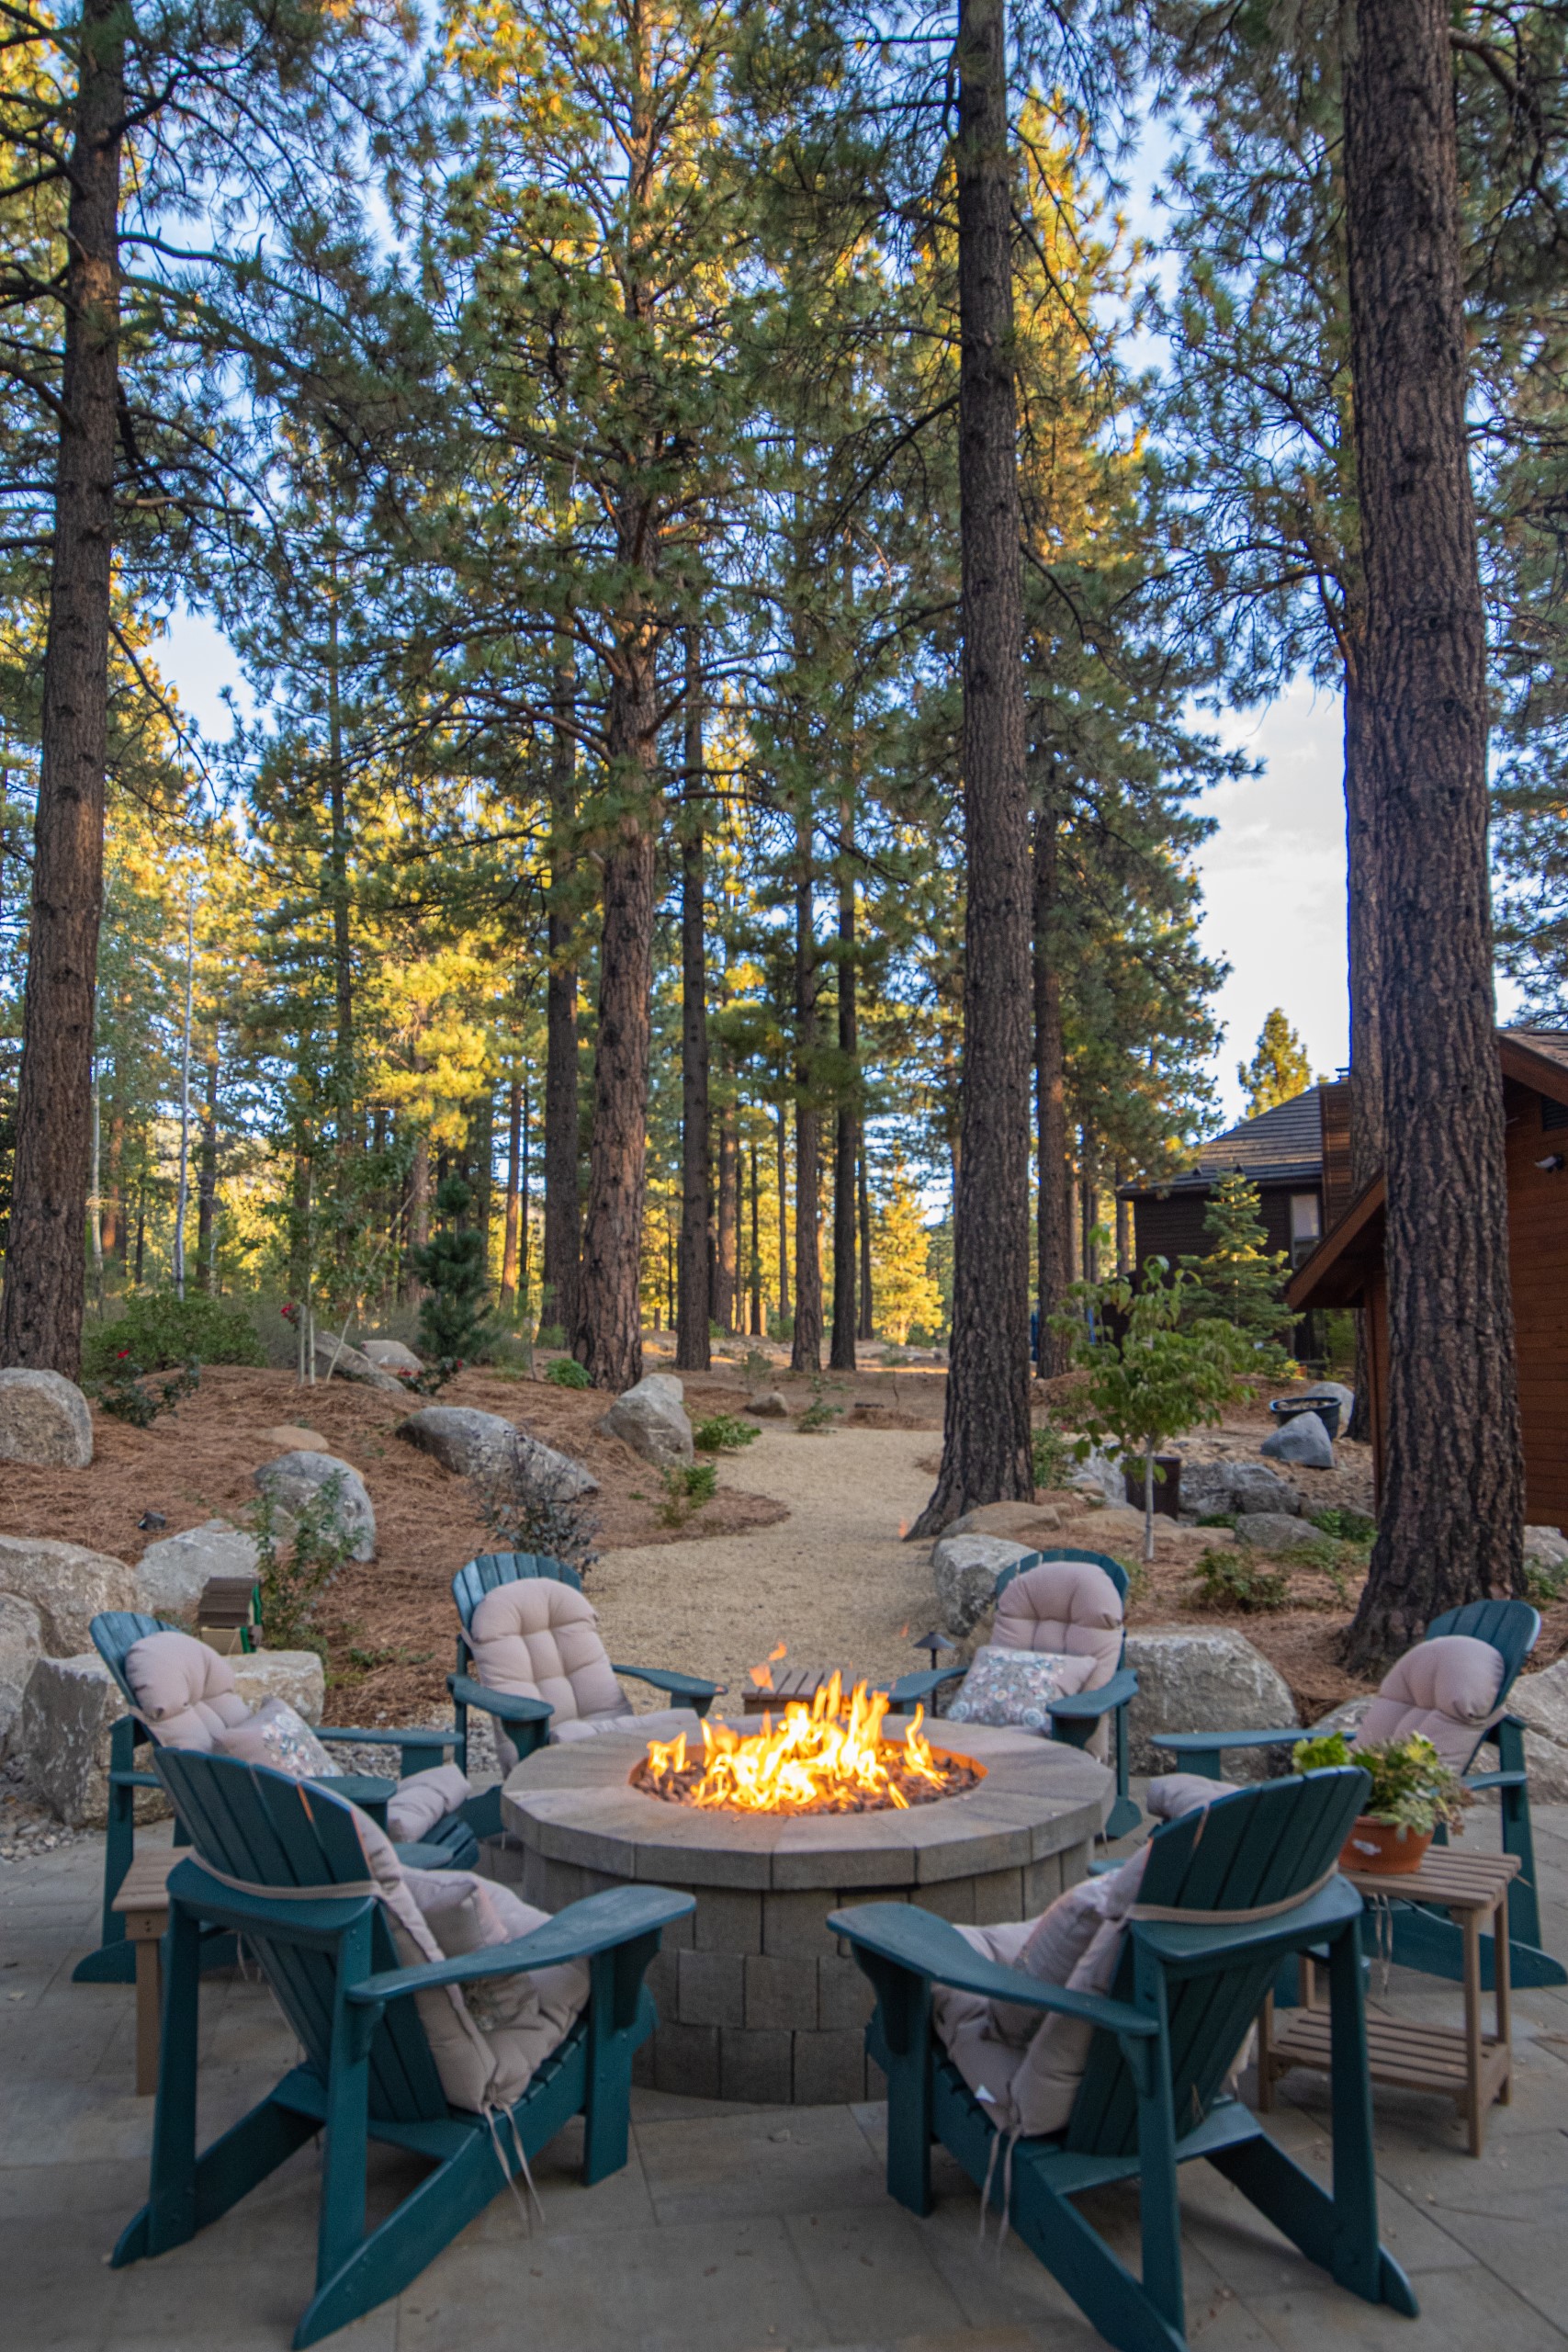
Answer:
[
  {"left": 112, "top": 1849, "right": 181, "bottom": 2095},
  {"left": 1258, "top": 1847, "right": 1519, "bottom": 2155},
  {"left": 742, "top": 1668, "right": 854, "bottom": 1715}
]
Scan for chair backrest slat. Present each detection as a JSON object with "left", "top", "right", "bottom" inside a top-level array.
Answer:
[
  {"left": 993, "top": 1547, "right": 1131, "bottom": 1610},
  {"left": 91, "top": 1611, "right": 170, "bottom": 1712},
  {"left": 452, "top": 1550, "right": 583, "bottom": 1632},
  {"left": 1066, "top": 1770, "right": 1369, "bottom": 2159}
]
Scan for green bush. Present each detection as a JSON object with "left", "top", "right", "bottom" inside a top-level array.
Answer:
[
  {"left": 84, "top": 1291, "right": 265, "bottom": 1379},
  {"left": 656, "top": 1459, "right": 719, "bottom": 1527},
  {"left": 1526, "top": 1554, "right": 1568, "bottom": 1608},
  {"left": 544, "top": 1356, "right": 592, "bottom": 1389},
  {"left": 1190, "top": 1546, "right": 1290, "bottom": 1613},
  {"left": 1030, "top": 1422, "right": 1075, "bottom": 1489},
  {"left": 96, "top": 1358, "right": 200, "bottom": 1427},
  {"left": 250, "top": 1479, "right": 355, "bottom": 1657},
  {"left": 1309, "top": 1506, "right": 1376, "bottom": 1545},
  {"left": 694, "top": 1413, "right": 759, "bottom": 1453}
]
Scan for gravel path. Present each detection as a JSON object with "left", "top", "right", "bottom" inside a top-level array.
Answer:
[{"left": 592, "top": 1425, "right": 942, "bottom": 1710}]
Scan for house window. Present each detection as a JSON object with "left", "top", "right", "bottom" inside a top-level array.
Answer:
[{"left": 1290, "top": 1193, "right": 1321, "bottom": 1262}]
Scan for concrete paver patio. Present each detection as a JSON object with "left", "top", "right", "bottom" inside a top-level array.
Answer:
[{"left": 4, "top": 1800, "right": 1567, "bottom": 2352}]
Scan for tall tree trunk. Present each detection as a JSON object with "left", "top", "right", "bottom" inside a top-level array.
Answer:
[
  {"left": 1079, "top": 1125, "right": 1100, "bottom": 1284},
  {"left": 858, "top": 1147, "right": 874, "bottom": 1340},
  {"left": 519, "top": 1083, "right": 531, "bottom": 1315},
  {"left": 543, "top": 638, "right": 581, "bottom": 1343},
  {"left": 196, "top": 1036, "right": 220, "bottom": 1293},
  {"left": 326, "top": 594, "right": 354, "bottom": 1154},
  {"left": 472, "top": 1088, "right": 494, "bottom": 1274},
  {"left": 775, "top": 1100, "right": 790, "bottom": 1328},
  {"left": 402, "top": 1130, "right": 430, "bottom": 1304},
  {"left": 1032, "top": 803, "right": 1071, "bottom": 1376},
  {"left": 1342, "top": 651, "right": 1382, "bottom": 1442},
  {"left": 579, "top": 616, "right": 660, "bottom": 1392},
  {"left": 912, "top": 0, "right": 1033, "bottom": 1531},
  {"left": 501, "top": 1078, "right": 522, "bottom": 1310},
  {"left": 716, "top": 1102, "right": 739, "bottom": 1332},
  {"left": 750, "top": 1143, "right": 763, "bottom": 1334},
  {"left": 0, "top": 0, "right": 123, "bottom": 1373},
  {"left": 791, "top": 810, "right": 822, "bottom": 1373},
  {"left": 676, "top": 627, "right": 711, "bottom": 1370},
  {"left": 1115, "top": 1180, "right": 1133, "bottom": 1278},
  {"left": 103, "top": 1103, "right": 123, "bottom": 1261},
  {"left": 1342, "top": 0, "right": 1524, "bottom": 1664},
  {"left": 829, "top": 796, "right": 858, "bottom": 1370},
  {"left": 133, "top": 1177, "right": 144, "bottom": 1285}
]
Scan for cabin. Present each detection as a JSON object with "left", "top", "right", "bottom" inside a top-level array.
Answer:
[
  {"left": 1286, "top": 1029, "right": 1568, "bottom": 1527},
  {"left": 1118, "top": 1082, "right": 1348, "bottom": 1272}
]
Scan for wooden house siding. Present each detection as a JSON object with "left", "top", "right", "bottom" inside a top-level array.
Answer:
[{"left": 1320, "top": 1080, "right": 1354, "bottom": 1225}]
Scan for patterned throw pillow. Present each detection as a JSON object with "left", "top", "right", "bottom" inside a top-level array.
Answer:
[
  {"left": 946, "top": 1644, "right": 1096, "bottom": 1733},
  {"left": 213, "top": 1694, "right": 337, "bottom": 1780}
]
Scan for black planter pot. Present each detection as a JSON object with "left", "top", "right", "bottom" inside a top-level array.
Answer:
[{"left": 1124, "top": 1454, "right": 1182, "bottom": 1519}]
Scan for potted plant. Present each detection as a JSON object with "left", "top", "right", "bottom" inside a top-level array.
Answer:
[{"left": 1292, "top": 1729, "right": 1472, "bottom": 1874}]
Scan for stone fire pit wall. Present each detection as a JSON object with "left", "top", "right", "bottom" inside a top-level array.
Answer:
[{"left": 496, "top": 1720, "right": 1111, "bottom": 2106}]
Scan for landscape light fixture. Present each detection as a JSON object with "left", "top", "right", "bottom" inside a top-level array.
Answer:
[{"left": 912, "top": 1628, "right": 957, "bottom": 1673}]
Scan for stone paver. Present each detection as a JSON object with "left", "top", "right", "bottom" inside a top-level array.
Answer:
[{"left": 2, "top": 1798, "right": 1566, "bottom": 2351}]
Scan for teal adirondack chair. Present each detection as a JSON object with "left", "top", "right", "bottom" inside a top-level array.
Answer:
[
  {"left": 833, "top": 1770, "right": 1416, "bottom": 2352},
  {"left": 887, "top": 1549, "right": 1141, "bottom": 1838},
  {"left": 1151, "top": 1599, "right": 1562, "bottom": 1989},
  {"left": 448, "top": 1552, "right": 722, "bottom": 1836},
  {"left": 76, "top": 1611, "right": 487, "bottom": 1986},
  {"left": 113, "top": 1748, "right": 693, "bottom": 2347}
]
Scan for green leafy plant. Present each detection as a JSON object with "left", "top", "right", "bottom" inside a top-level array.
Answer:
[
  {"left": 409, "top": 1177, "right": 495, "bottom": 1378},
  {"left": 94, "top": 1353, "right": 200, "bottom": 1427},
  {"left": 1190, "top": 1546, "right": 1290, "bottom": 1613},
  {"left": 1030, "top": 1421, "right": 1075, "bottom": 1490},
  {"left": 740, "top": 1346, "right": 772, "bottom": 1383},
  {"left": 1309, "top": 1506, "right": 1377, "bottom": 1545},
  {"left": 1292, "top": 1729, "right": 1472, "bottom": 1837},
  {"left": 1525, "top": 1554, "right": 1568, "bottom": 1608},
  {"left": 251, "top": 1480, "right": 355, "bottom": 1657},
  {"left": 1197, "top": 1510, "right": 1240, "bottom": 1529},
  {"left": 656, "top": 1460, "right": 719, "bottom": 1527},
  {"left": 544, "top": 1355, "right": 592, "bottom": 1390},
  {"left": 1054, "top": 1256, "right": 1253, "bottom": 1561},
  {"left": 694, "top": 1413, "right": 759, "bottom": 1453},
  {"left": 1178, "top": 1170, "right": 1297, "bottom": 1370},
  {"left": 84, "top": 1292, "right": 264, "bottom": 1379},
  {"left": 797, "top": 1373, "right": 843, "bottom": 1433}
]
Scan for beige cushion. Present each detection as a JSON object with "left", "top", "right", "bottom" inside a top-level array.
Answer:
[
  {"left": 553, "top": 1706, "right": 703, "bottom": 1747},
  {"left": 123, "top": 1631, "right": 253, "bottom": 1752},
  {"left": 386, "top": 1762, "right": 473, "bottom": 1843},
  {"left": 1146, "top": 1772, "right": 1244, "bottom": 1821},
  {"left": 992, "top": 1560, "right": 1124, "bottom": 1689},
  {"left": 213, "top": 1696, "right": 335, "bottom": 1778},
  {"left": 348, "top": 1806, "right": 589, "bottom": 2111},
  {"left": 1359, "top": 1634, "right": 1506, "bottom": 1773},
  {"left": 468, "top": 1579, "right": 632, "bottom": 1767}
]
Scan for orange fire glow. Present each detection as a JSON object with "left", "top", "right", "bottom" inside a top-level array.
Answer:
[
  {"left": 748, "top": 1640, "right": 788, "bottom": 1693},
  {"left": 641, "top": 1675, "right": 972, "bottom": 1815}
]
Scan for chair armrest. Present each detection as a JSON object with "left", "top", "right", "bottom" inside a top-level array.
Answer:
[
  {"left": 107, "top": 1768, "right": 164, "bottom": 1791},
  {"left": 827, "top": 1900, "right": 1156, "bottom": 2040},
  {"left": 1047, "top": 1668, "right": 1139, "bottom": 1723},
  {"left": 1150, "top": 1727, "right": 1300, "bottom": 1758},
  {"left": 446, "top": 1674, "right": 554, "bottom": 1730},
  {"left": 314, "top": 1773, "right": 397, "bottom": 1811},
  {"left": 885, "top": 1665, "right": 967, "bottom": 1707},
  {"left": 317, "top": 1726, "right": 459, "bottom": 1752},
  {"left": 609, "top": 1664, "right": 723, "bottom": 1711},
  {"left": 346, "top": 1885, "right": 697, "bottom": 2005},
  {"left": 1463, "top": 1770, "right": 1528, "bottom": 1792}
]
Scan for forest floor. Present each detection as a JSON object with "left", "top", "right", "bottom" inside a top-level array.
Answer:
[{"left": 7, "top": 1340, "right": 1562, "bottom": 1730}]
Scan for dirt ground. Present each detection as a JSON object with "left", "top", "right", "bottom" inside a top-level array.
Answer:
[{"left": 6, "top": 1342, "right": 1562, "bottom": 1730}]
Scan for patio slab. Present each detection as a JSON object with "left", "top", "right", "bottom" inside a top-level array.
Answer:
[{"left": 3, "top": 1797, "right": 1567, "bottom": 2351}]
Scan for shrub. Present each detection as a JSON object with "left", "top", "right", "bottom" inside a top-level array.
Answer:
[
  {"left": 1309, "top": 1506, "right": 1376, "bottom": 1545},
  {"left": 95, "top": 1354, "right": 200, "bottom": 1427},
  {"left": 1190, "top": 1546, "right": 1290, "bottom": 1613},
  {"left": 410, "top": 1177, "right": 495, "bottom": 1376},
  {"left": 1526, "top": 1554, "right": 1568, "bottom": 1608},
  {"left": 797, "top": 1373, "right": 844, "bottom": 1434},
  {"left": 251, "top": 1479, "right": 355, "bottom": 1656},
  {"left": 544, "top": 1356, "right": 592, "bottom": 1390},
  {"left": 740, "top": 1346, "right": 772, "bottom": 1383},
  {"left": 694, "top": 1413, "right": 759, "bottom": 1453},
  {"left": 83, "top": 1291, "right": 265, "bottom": 1378},
  {"left": 657, "top": 1460, "right": 718, "bottom": 1527},
  {"left": 1030, "top": 1422, "right": 1074, "bottom": 1490}
]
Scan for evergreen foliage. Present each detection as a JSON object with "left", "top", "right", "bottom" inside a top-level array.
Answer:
[
  {"left": 1238, "top": 1012, "right": 1314, "bottom": 1116},
  {"left": 410, "top": 1178, "right": 494, "bottom": 1374},
  {"left": 1179, "top": 1172, "right": 1296, "bottom": 1365}
]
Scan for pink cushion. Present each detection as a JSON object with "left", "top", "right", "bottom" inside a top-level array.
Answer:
[
  {"left": 386, "top": 1762, "right": 473, "bottom": 1842},
  {"left": 992, "top": 1559, "right": 1123, "bottom": 1689},
  {"left": 468, "top": 1580, "right": 629, "bottom": 1761},
  {"left": 123, "top": 1631, "right": 253, "bottom": 1752},
  {"left": 1358, "top": 1634, "right": 1506, "bottom": 1773}
]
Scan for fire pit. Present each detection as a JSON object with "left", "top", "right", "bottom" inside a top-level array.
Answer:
[
  {"left": 498, "top": 1705, "right": 1110, "bottom": 2105},
  {"left": 639, "top": 1677, "right": 980, "bottom": 1815}
]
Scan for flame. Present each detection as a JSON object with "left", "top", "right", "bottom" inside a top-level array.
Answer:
[
  {"left": 643, "top": 1676, "right": 961, "bottom": 1815},
  {"left": 748, "top": 1640, "right": 788, "bottom": 1692}
]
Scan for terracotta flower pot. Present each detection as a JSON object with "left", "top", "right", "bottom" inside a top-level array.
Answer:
[{"left": 1338, "top": 1816, "right": 1433, "bottom": 1875}]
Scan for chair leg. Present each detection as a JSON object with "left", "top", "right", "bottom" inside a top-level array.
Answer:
[
  {"left": 133, "top": 1901, "right": 203, "bottom": 2258},
  {"left": 1007, "top": 2172, "right": 1188, "bottom": 2352},
  {"left": 1325, "top": 1914, "right": 1397, "bottom": 2305},
  {"left": 582, "top": 1949, "right": 636, "bottom": 2185},
  {"left": 1132, "top": 1944, "right": 1184, "bottom": 2337},
  {"left": 293, "top": 2129, "right": 502, "bottom": 2350},
  {"left": 316, "top": 1917, "right": 373, "bottom": 2297}
]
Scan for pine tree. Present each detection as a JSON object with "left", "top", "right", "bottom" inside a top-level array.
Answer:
[
  {"left": 872, "top": 1161, "right": 943, "bottom": 1346},
  {"left": 412, "top": 1178, "right": 494, "bottom": 1372},
  {"left": 1238, "top": 1011, "right": 1314, "bottom": 1116},
  {"left": 1179, "top": 1172, "right": 1293, "bottom": 1361}
]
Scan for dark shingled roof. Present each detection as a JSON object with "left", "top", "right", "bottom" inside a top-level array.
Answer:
[
  {"left": 1122, "top": 1091, "right": 1324, "bottom": 1198},
  {"left": 1504, "top": 1026, "right": 1568, "bottom": 1075}
]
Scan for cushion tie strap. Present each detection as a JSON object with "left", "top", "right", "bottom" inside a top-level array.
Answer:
[
  {"left": 182, "top": 1860, "right": 378, "bottom": 1902},
  {"left": 1129, "top": 1861, "right": 1338, "bottom": 1925}
]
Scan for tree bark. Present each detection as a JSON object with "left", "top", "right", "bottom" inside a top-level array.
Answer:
[
  {"left": 829, "top": 796, "right": 858, "bottom": 1370},
  {"left": 749, "top": 1142, "right": 763, "bottom": 1334},
  {"left": 402, "top": 1129, "right": 429, "bottom": 1304},
  {"left": 196, "top": 1036, "right": 220, "bottom": 1292},
  {"left": 1342, "top": 0, "right": 1524, "bottom": 1664},
  {"left": 911, "top": 0, "right": 1033, "bottom": 1531},
  {"left": 1032, "top": 803, "right": 1071, "bottom": 1375},
  {"left": 858, "top": 1146, "right": 874, "bottom": 1340},
  {"left": 790, "top": 807, "right": 822, "bottom": 1373},
  {"left": 579, "top": 616, "right": 660, "bottom": 1392},
  {"left": 676, "top": 628, "right": 711, "bottom": 1370},
  {"left": 1342, "top": 655, "right": 1382, "bottom": 1442},
  {"left": 326, "top": 594, "right": 354, "bottom": 1154},
  {"left": 501, "top": 1077, "right": 523, "bottom": 1310},
  {"left": 543, "top": 639, "right": 581, "bottom": 1342},
  {"left": 775, "top": 1099, "right": 790, "bottom": 1328},
  {"left": 0, "top": 0, "right": 122, "bottom": 1374},
  {"left": 716, "top": 1101, "right": 739, "bottom": 1332}
]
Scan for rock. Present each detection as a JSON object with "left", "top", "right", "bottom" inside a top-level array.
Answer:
[
  {"left": 136, "top": 1520, "right": 261, "bottom": 1618},
  {"left": 1178, "top": 1460, "right": 1301, "bottom": 1521},
  {"left": 258, "top": 1424, "right": 329, "bottom": 1452},
  {"left": 1305, "top": 1380, "right": 1355, "bottom": 1420},
  {"left": 931, "top": 1533, "right": 1033, "bottom": 1636},
  {"left": 1068, "top": 1446, "right": 1125, "bottom": 1506},
  {"left": 1523, "top": 1526, "right": 1568, "bottom": 1572},
  {"left": 745, "top": 1392, "right": 790, "bottom": 1418},
  {"left": 1504, "top": 1662, "right": 1568, "bottom": 1802},
  {"left": 1305, "top": 1694, "right": 1375, "bottom": 1745},
  {"left": 1123, "top": 1626, "right": 1299, "bottom": 1778},
  {"left": 17, "top": 1645, "right": 324, "bottom": 1827},
  {"left": 361, "top": 1340, "right": 423, "bottom": 1374},
  {"left": 0, "top": 1368, "right": 93, "bottom": 1468},
  {"left": 599, "top": 1374, "right": 694, "bottom": 1468},
  {"left": 311, "top": 1333, "right": 403, "bottom": 1392},
  {"left": 396, "top": 1408, "right": 598, "bottom": 1499},
  {"left": 1260, "top": 1411, "right": 1335, "bottom": 1469},
  {"left": 1235, "top": 1513, "right": 1325, "bottom": 1554},
  {"left": 1066, "top": 1505, "right": 1235, "bottom": 1566},
  {"left": 254, "top": 1452, "right": 376, "bottom": 1562},
  {"left": 0, "top": 1534, "right": 136, "bottom": 1655},
  {"left": 0, "top": 1592, "right": 42, "bottom": 1758},
  {"left": 946, "top": 1501, "right": 1064, "bottom": 1544}
]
